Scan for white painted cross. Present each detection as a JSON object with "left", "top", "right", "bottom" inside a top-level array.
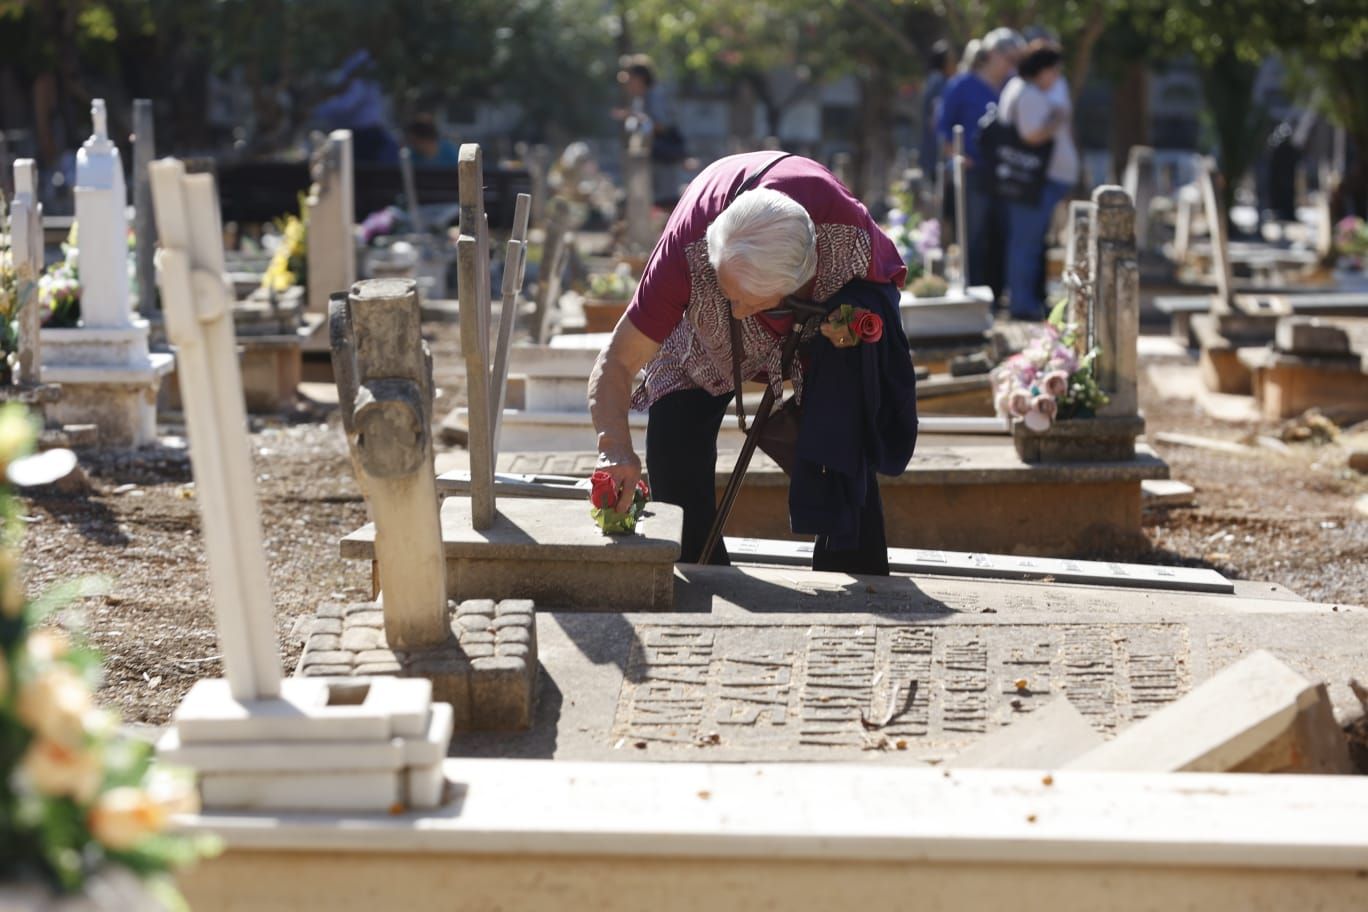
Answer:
[
  {"left": 149, "top": 159, "right": 282, "bottom": 701},
  {"left": 456, "top": 144, "right": 530, "bottom": 530}
]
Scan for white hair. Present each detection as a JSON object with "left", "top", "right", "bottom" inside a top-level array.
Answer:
[
  {"left": 706, "top": 187, "right": 817, "bottom": 297},
  {"left": 983, "top": 27, "right": 1025, "bottom": 55}
]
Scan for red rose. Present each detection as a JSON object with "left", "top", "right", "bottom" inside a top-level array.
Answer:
[
  {"left": 851, "top": 308, "right": 883, "bottom": 343},
  {"left": 635, "top": 478, "right": 651, "bottom": 501},
  {"left": 590, "top": 470, "right": 618, "bottom": 509}
]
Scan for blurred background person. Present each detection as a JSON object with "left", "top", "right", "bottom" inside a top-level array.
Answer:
[
  {"left": 615, "top": 54, "right": 686, "bottom": 209},
  {"left": 937, "top": 28, "right": 1024, "bottom": 296},
  {"left": 998, "top": 40, "right": 1078, "bottom": 320},
  {"left": 404, "top": 114, "right": 459, "bottom": 167},
  {"left": 311, "top": 49, "right": 399, "bottom": 165}
]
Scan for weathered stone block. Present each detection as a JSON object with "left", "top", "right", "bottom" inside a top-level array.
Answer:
[
  {"left": 1276, "top": 317, "right": 1350, "bottom": 355},
  {"left": 296, "top": 598, "right": 539, "bottom": 731},
  {"left": 1066, "top": 650, "right": 1354, "bottom": 774},
  {"left": 1012, "top": 415, "right": 1145, "bottom": 464},
  {"left": 947, "top": 697, "right": 1104, "bottom": 769},
  {"left": 342, "top": 497, "right": 683, "bottom": 611}
]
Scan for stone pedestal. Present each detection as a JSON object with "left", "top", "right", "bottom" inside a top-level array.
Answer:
[
  {"left": 1239, "top": 348, "right": 1368, "bottom": 420},
  {"left": 297, "top": 598, "right": 538, "bottom": 731},
  {"left": 342, "top": 497, "right": 684, "bottom": 611},
  {"left": 41, "top": 325, "right": 173, "bottom": 447},
  {"left": 1011, "top": 415, "right": 1146, "bottom": 464}
]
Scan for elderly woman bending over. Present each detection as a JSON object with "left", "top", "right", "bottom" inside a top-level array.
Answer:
[{"left": 589, "top": 152, "right": 908, "bottom": 568}]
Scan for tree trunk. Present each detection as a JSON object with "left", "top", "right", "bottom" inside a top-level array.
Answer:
[
  {"left": 853, "top": 64, "right": 894, "bottom": 210},
  {"left": 1109, "top": 61, "right": 1149, "bottom": 184}
]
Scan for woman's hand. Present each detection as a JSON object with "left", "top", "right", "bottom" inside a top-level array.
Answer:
[
  {"left": 589, "top": 315, "right": 661, "bottom": 513},
  {"left": 595, "top": 447, "right": 642, "bottom": 514}
]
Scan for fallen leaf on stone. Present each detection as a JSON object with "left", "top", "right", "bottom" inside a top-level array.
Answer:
[
  {"left": 696, "top": 732, "right": 721, "bottom": 746},
  {"left": 1026, "top": 814, "right": 1038, "bottom": 824},
  {"left": 633, "top": 741, "right": 647, "bottom": 750},
  {"left": 1014, "top": 679, "right": 1029, "bottom": 691},
  {"left": 895, "top": 739, "right": 907, "bottom": 750},
  {"left": 697, "top": 790, "right": 711, "bottom": 800},
  {"left": 1041, "top": 774, "right": 1054, "bottom": 786}
]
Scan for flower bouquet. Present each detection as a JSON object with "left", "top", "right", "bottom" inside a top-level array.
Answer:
[
  {"left": 884, "top": 210, "right": 939, "bottom": 282},
  {"left": 589, "top": 471, "right": 650, "bottom": 535},
  {"left": 0, "top": 405, "right": 214, "bottom": 908},
  {"left": 1334, "top": 216, "right": 1368, "bottom": 271},
  {"left": 37, "top": 226, "right": 82, "bottom": 330},
  {"left": 993, "top": 301, "right": 1108, "bottom": 433},
  {"left": 582, "top": 264, "right": 638, "bottom": 333},
  {"left": 261, "top": 203, "right": 308, "bottom": 294},
  {"left": 822, "top": 302, "right": 884, "bottom": 347}
]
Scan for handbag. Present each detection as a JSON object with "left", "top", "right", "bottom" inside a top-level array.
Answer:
[{"left": 977, "top": 102, "right": 1053, "bottom": 204}]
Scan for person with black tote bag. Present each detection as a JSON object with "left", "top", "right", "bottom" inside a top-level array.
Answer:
[{"left": 995, "top": 40, "right": 1080, "bottom": 320}]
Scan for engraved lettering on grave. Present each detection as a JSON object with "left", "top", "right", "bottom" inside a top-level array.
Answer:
[
  {"left": 800, "top": 627, "right": 877, "bottom": 746},
  {"left": 612, "top": 623, "right": 1191, "bottom": 753}
]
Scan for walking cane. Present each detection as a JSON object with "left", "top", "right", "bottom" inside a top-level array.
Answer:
[{"left": 697, "top": 300, "right": 824, "bottom": 565}]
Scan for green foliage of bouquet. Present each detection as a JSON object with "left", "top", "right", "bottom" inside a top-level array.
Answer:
[
  {"left": 587, "top": 264, "right": 637, "bottom": 301},
  {"left": 0, "top": 404, "right": 215, "bottom": 908}
]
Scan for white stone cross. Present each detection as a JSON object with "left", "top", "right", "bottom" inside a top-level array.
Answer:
[
  {"left": 10, "top": 160, "right": 43, "bottom": 385},
  {"left": 149, "top": 158, "right": 282, "bottom": 701},
  {"left": 456, "top": 144, "right": 530, "bottom": 530},
  {"left": 75, "top": 98, "right": 133, "bottom": 329}
]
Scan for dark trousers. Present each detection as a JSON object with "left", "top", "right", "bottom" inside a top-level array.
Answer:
[{"left": 646, "top": 387, "right": 889, "bottom": 575}]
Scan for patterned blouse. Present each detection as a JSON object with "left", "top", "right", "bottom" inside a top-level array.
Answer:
[{"left": 625, "top": 153, "right": 907, "bottom": 410}]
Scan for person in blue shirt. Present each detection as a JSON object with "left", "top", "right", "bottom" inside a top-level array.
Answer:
[
  {"left": 936, "top": 28, "right": 1024, "bottom": 294},
  {"left": 404, "top": 115, "right": 459, "bottom": 167},
  {"left": 313, "top": 50, "right": 400, "bottom": 165}
]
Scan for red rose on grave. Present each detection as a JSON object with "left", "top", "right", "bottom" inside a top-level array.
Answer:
[
  {"left": 590, "top": 470, "right": 618, "bottom": 509},
  {"left": 851, "top": 308, "right": 883, "bottom": 343}
]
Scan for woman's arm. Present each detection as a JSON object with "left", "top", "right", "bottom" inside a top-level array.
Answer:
[
  {"left": 589, "top": 316, "right": 661, "bottom": 513},
  {"left": 1018, "top": 106, "right": 1067, "bottom": 145}
]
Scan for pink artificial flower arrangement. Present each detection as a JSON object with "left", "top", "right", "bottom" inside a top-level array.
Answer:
[{"left": 991, "top": 313, "right": 1107, "bottom": 432}]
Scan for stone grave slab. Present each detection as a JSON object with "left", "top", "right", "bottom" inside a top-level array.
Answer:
[
  {"left": 341, "top": 496, "right": 684, "bottom": 612},
  {"left": 451, "top": 565, "right": 1367, "bottom": 766},
  {"left": 455, "top": 444, "right": 1168, "bottom": 557}
]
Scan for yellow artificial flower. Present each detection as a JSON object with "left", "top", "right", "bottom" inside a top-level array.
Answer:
[
  {"left": 16, "top": 665, "right": 94, "bottom": 748},
  {"left": 89, "top": 787, "right": 171, "bottom": 850},
  {"left": 21, "top": 738, "right": 104, "bottom": 803},
  {"left": 0, "top": 402, "right": 36, "bottom": 470}
]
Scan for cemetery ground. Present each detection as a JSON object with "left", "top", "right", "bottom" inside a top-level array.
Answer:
[{"left": 13, "top": 323, "right": 1368, "bottom": 728}]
